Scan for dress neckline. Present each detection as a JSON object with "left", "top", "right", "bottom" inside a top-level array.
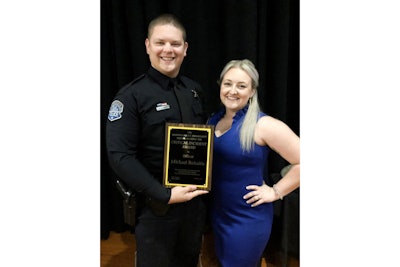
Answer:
[{"left": 213, "top": 106, "right": 248, "bottom": 138}]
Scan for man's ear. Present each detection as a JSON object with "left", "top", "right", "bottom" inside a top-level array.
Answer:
[
  {"left": 184, "top": 41, "right": 188, "bottom": 57},
  {"left": 145, "top": 38, "right": 150, "bottom": 54}
]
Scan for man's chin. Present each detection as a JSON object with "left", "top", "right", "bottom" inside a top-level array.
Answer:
[{"left": 160, "top": 67, "right": 178, "bottom": 77}]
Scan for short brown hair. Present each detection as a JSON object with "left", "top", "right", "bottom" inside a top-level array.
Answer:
[{"left": 147, "top": 13, "right": 187, "bottom": 41}]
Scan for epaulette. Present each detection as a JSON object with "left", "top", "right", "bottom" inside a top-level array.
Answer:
[
  {"left": 130, "top": 74, "right": 146, "bottom": 85},
  {"left": 117, "top": 74, "right": 146, "bottom": 95}
]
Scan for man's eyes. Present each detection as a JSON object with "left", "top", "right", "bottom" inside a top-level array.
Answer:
[{"left": 154, "top": 41, "right": 181, "bottom": 47}]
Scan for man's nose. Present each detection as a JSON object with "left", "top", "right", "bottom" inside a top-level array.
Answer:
[{"left": 163, "top": 43, "right": 173, "bottom": 52}]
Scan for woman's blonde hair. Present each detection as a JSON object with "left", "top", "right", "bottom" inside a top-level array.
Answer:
[{"left": 218, "top": 59, "right": 261, "bottom": 152}]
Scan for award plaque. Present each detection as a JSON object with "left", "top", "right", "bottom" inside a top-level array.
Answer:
[{"left": 163, "top": 123, "right": 214, "bottom": 191}]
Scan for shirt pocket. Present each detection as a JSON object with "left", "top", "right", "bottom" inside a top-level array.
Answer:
[{"left": 191, "top": 98, "right": 205, "bottom": 123}]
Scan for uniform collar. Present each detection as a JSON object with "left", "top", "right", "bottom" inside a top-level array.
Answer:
[{"left": 147, "top": 66, "right": 183, "bottom": 90}]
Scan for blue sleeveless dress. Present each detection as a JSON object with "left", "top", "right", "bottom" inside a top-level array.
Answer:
[{"left": 207, "top": 107, "right": 273, "bottom": 267}]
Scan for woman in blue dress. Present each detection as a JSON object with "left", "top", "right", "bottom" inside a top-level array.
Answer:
[{"left": 207, "top": 59, "right": 300, "bottom": 267}]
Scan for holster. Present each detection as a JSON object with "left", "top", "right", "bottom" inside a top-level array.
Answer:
[
  {"left": 115, "top": 178, "right": 169, "bottom": 221},
  {"left": 115, "top": 178, "right": 137, "bottom": 227},
  {"left": 122, "top": 194, "right": 137, "bottom": 226}
]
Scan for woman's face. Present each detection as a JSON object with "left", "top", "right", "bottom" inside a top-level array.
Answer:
[{"left": 220, "top": 67, "right": 255, "bottom": 113}]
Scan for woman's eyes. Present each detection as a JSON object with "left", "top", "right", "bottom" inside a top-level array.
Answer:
[{"left": 223, "top": 83, "right": 247, "bottom": 89}]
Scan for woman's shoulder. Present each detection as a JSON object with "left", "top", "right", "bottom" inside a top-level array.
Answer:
[{"left": 257, "top": 114, "right": 286, "bottom": 130}]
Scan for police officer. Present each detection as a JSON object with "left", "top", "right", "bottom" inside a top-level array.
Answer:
[{"left": 106, "top": 13, "right": 209, "bottom": 267}]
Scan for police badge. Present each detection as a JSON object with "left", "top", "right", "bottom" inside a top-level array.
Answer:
[{"left": 108, "top": 100, "right": 124, "bottom": 121}]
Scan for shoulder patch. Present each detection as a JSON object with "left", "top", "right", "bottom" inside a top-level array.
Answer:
[{"left": 108, "top": 100, "right": 124, "bottom": 121}]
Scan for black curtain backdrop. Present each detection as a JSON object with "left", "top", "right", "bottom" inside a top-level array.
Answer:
[{"left": 101, "top": 0, "right": 299, "bottom": 265}]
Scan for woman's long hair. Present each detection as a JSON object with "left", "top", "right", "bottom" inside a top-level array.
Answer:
[{"left": 218, "top": 59, "right": 261, "bottom": 152}]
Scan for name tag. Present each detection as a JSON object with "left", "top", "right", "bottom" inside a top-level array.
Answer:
[{"left": 156, "top": 102, "right": 170, "bottom": 111}]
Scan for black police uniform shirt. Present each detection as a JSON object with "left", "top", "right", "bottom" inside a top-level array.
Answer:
[{"left": 106, "top": 66, "right": 206, "bottom": 203}]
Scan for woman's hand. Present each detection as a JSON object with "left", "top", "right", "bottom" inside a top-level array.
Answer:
[{"left": 243, "top": 183, "right": 276, "bottom": 207}]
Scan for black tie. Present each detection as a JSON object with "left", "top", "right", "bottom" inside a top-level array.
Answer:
[{"left": 171, "top": 80, "right": 191, "bottom": 123}]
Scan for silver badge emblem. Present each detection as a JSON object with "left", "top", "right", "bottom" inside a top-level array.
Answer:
[{"left": 108, "top": 100, "right": 124, "bottom": 121}]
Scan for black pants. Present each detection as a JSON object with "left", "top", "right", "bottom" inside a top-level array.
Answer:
[{"left": 135, "top": 197, "right": 206, "bottom": 267}]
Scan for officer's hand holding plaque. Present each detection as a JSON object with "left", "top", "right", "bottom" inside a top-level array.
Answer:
[{"left": 163, "top": 123, "right": 214, "bottom": 191}]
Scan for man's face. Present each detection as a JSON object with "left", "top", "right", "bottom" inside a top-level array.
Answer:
[{"left": 145, "top": 24, "right": 188, "bottom": 78}]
